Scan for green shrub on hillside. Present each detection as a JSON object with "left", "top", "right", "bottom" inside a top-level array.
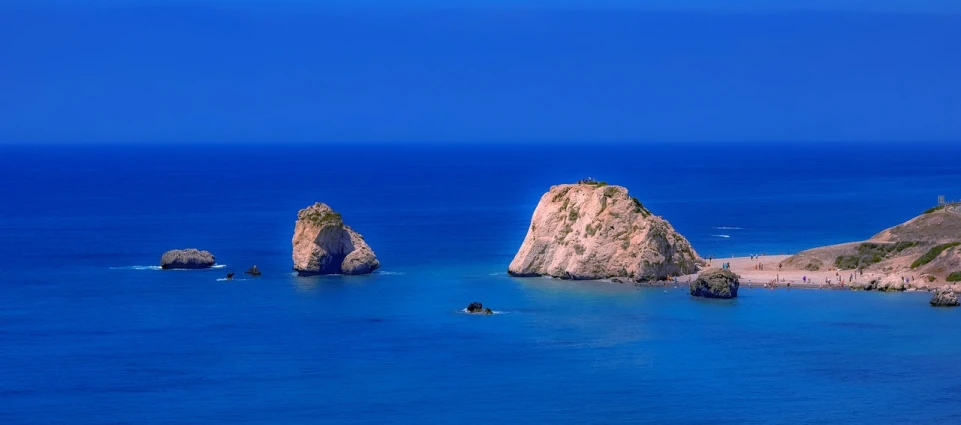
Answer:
[
  {"left": 911, "top": 242, "right": 961, "bottom": 269},
  {"left": 834, "top": 241, "right": 919, "bottom": 269},
  {"left": 947, "top": 272, "right": 961, "bottom": 282}
]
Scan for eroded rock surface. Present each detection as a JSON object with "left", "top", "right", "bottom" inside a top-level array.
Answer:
[
  {"left": 930, "top": 286, "right": 960, "bottom": 307},
  {"left": 690, "top": 268, "right": 740, "bottom": 299},
  {"left": 160, "top": 249, "right": 215, "bottom": 269},
  {"left": 508, "top": 183, "right": 701, "bottom": 281},
  {"left": 292, "top": 203, "right": 380, "bottom": 276}
]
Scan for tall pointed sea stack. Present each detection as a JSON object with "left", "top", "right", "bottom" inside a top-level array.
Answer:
[
  {"left": 508, "top": 182, "right": 702, "bottom": 281},
  {"left": 292, "top": 202, "right": 380, "bottom": 275}
]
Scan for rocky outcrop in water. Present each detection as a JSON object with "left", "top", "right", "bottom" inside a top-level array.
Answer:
[
  {"left": 508, "top": 183, "right": 701, "bottom": 281},
  {"left": 690, "top": 268, "right": 739, "bottom": 299},
  {"left": 930, "top": 286, "right": 959, "bottom": 307},
  {"left": 245, "top": 265, "right": 261, "bottom": 276},
  {"left": 292, "top": 203, "right": 380, "bottom": 276},
  {"left": 466, "top": 302, "right": 493, "bottom": 315},
  {"left": 160, "top": 249, "right": 215, "bottom": 269}
]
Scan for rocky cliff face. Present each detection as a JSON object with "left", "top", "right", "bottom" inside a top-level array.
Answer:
[
  {"left": 508, "top": 183, "right": 701, "bottom": 281},
  {"left": 292, "top": 203, "right": 380, "bottom": 275}
]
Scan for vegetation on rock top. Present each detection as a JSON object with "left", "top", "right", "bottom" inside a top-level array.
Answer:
[{"left": 300, "top": 205, "right": 344, "bottom": 228}]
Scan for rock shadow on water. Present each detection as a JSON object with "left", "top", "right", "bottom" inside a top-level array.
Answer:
[
  {"left": 511, "top": 275, "right": 643, "bottom": 298},
  {"left": 291, "top": 272, "right": 377, "bottom": 292},
  {"left": 687, "top": 296, "right": 740, "bottom": 308}
]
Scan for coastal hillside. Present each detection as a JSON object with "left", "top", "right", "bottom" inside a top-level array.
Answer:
[
  {"left": 508, "top": 182, "right": 702, "bottom": 281},
  {"left": 782, "top": 205, "right": 961, "bottom": 287}
]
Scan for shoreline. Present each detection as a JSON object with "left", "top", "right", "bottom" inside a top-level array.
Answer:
[{"left": 606, "top": 255, "right": 947, "bottom": 292}]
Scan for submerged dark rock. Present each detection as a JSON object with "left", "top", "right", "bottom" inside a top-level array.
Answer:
[
  {"left": 690, "top": 268, "right": 740, "bottom": 299},
  {"left": 160, "top": 249, "right": 215, "bottom": 269},
  {"left": 226, "top": 273, "right": 235, "bottom": 280},
  {"left": 466, "top": 302, "right": 493, "bottom": 315},
  {"left": 245, "top": 265, "right": 262, "bottom": 276}
]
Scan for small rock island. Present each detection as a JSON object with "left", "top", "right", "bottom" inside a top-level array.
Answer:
[
  {"left": 690, "top": 268, "right": 740, "bottom": 299},
  {"left": 466, "top": 302, "right": 494, "bottom": 315},
  {"left": 508, "top": 182, "right": 701, "bottom": 281},
  {"left": 292, "top": 202, "right": 380, "bottom": 276},
  {"left": 160, "top": 249, "right": 216, "bottom": 269}
]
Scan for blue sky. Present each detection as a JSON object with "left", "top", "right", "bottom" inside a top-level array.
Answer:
[{"left": 1, "top": 0, "right": 959, "bottom": 143}]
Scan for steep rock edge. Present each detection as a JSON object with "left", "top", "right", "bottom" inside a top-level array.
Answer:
[
  {"left": 292, "top": 202, "right": 380, "bottom": 276},
  {"left": 508, "top": 183, "right": 702, "bottom": 281}
]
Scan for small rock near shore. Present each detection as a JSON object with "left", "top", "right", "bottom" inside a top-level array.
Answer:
[
  {"left": 690, "top": 268, "right": 739, "bottom": 299},
  {"left": 160, "top": 249, "right": 215, "bottom": 269},
  {"left": 930, "top": 286, "right": 959, "bottom": 307}
]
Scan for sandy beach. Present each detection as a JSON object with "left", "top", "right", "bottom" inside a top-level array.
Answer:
[{"left": 683, "top": 255, "right": 904, "bottom": 290}]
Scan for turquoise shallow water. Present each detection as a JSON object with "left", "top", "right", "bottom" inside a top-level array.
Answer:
[{"left": 1, "top": 143, "right": 960, "bottom": 423}]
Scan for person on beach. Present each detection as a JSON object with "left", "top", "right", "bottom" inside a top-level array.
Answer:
[{"left": 803, "top": 276, "right": 807, "bottom": 284}]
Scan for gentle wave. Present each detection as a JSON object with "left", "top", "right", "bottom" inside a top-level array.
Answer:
[
  {"left": 711, "top": 234, "right": 731, "bottom": 238},
  {"left": 460, "top": 309, "right": 507, "bottom": 315},
  {"left": 489, "top": 272, "right": 508, "bottom": 276},
  {"left": 109, "top": 264, "right": 227, "bottom": 270},
  {"left": 713, "top": 226, "right": 744, "bottom": 230},
  {"left": 216, "top": 278, "right": 248, "bottom": 282},
  {"left": 375, "top": 271, "right": 406, "bottom": 276},
  {"left": 109, "top": 265, "right": 162, "bottom": 271}
]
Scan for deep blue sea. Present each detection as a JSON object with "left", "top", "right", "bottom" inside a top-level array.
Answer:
[{"left": 2, "top": 143, "right": 961, "bottom": 424}]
